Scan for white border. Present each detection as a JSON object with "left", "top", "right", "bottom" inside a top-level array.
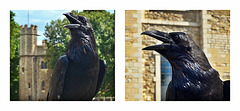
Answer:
[{"left": 1, "top": 0, "right": 240, "bottom": 111}]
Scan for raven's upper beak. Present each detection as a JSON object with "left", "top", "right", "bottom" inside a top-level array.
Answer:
[
  {"left": 141, "top": 30, "right": 170, "bottom": 43},
  {"left": 63, "top": 12, "right": 82, "bottom": 25},
  {"left": 141, "top": 30, "right": 173, "bottom": 50},
  {"left": 64, "top": 24, "right": 80, "bottom": 29}
]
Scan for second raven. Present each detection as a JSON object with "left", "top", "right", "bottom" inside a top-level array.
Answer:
[
  {"left": 142, "top": 30, "right": 230, "bottom": 101},
  {"left": 47, "top": 13, "right": 107, "bottom": 101}
]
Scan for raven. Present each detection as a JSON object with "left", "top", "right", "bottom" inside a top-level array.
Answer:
[
  {"left": 47, "top": 13, "right": 107, "bottom": 101},
  {"left": 142, "top": 30, "right": 230, "bottom": 101}
]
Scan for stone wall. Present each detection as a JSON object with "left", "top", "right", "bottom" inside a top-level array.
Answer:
[
  {"left": 125, "top": 10, "right": 143, "bottom": 101},
  {"left": 144, "top": 10, "right": 199, "bottom": 22},
  {"left": 19, "top": 56, "right": 33, "bottom": 100},
  {"left": 202, "top": 10, "right": 230, "bottom": 80},
  {"left": 37, "top": 56, "right": 52, "bottom": 101}
]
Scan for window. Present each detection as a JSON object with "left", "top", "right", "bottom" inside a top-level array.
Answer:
[
  {"left": 44, "top": 62, "right": 47, "bottom": 69},
  {"left": 42, "top": 81, "right": 45, "bottom": 90},
  {"left": 161, "top": 56, "right": 172, "bottom": 101},
  {"left": 22, "top": 67, "right": 24, "bottom": 74},
  {"left": 28, "top": 83, "right": 31, "bottom": 88},
  {"left": 28, "top": 96, "right": 31, "bottom": 100},
  {"left": 41, "top": 61, "right": 44, "bottom": 69},
  {"left": 22, "top": 67, "right": 24, "bottom": 72},
  {"left": 41, "top": 61, "right": 47, "bottom": 69}
]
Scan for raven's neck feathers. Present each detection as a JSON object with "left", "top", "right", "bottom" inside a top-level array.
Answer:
[
  {"left": 88, "top": 27, "right": 97, "bottom": 52},
  {"left": 66, "top": 37, "right": 97, "bottom": 63},
  {"left": 170, "top": 54, "right": 220, "bottom": 91},
  {"left": 188, "top": 38, "right": 212, "bottom": 71}
]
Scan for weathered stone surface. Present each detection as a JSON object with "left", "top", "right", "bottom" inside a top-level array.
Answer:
[
  {"left": 125, "top": 10, "right": 143, "bottom": 101},
  {"left": 145, "top": 10, "right": 200, "bottom": 23},
  {"left": 204, "top": 10, "right": 230, "bottom": 80}
]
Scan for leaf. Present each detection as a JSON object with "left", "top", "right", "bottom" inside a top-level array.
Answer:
[{"left": 10, "top": 11, "right": 20, "bottom": 101}]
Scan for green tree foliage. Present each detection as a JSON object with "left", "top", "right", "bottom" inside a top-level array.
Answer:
[
  {"left": 10, "top": 11, "right": 20, "bottom": 101},
  {"left": 44, "top": 19, "right": 71, "bottom": 69},
  {"left": 44, "top": 10, "right": 115, "bottom": 97}
]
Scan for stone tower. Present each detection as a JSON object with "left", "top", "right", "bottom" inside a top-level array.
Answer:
[{"left": 19, "top": 24, "right": 52, "bottom": 101}]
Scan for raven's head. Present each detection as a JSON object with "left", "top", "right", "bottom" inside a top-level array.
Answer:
[
  {"left": 142, "top": 30, "right": 212, "bottom": 70},
  {"left": 63, "top": 12, "right": 92, "bottom": 39},
  {"left": 142, "top": 30, "right": 192, "bottom": 61},
  {"left": 63, "top": 12, "right": 97, "bottom": 59}
]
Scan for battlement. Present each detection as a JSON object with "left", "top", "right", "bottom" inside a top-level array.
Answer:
[
  {"left": 20, "top": 24, "right": 38, "bottom": 35},
  {"left": 20, "top": 24, "right": 38, "bottom": 56}
]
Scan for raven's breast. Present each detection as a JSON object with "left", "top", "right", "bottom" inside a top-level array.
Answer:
[{"left": 61, "top": 54, "right": 99, "bottom": 100}]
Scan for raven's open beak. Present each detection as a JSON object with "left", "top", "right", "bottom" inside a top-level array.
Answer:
[
  {"left": 64, "top": 24, "right": 80, "bottom": 29},
  {"left": 141, "top": 30, "right": 172, "bottom": 50},
  {"left": 63, "top": 12, "right": 83, "bottom": 25}
]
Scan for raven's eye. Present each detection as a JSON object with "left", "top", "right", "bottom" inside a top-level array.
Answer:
[
  {"left": 79, "top": 17, "right": 86, "bottom": 23},
  {"left": 172, "top": 35, "right": 179, "bottom": 41},
  {"left": 82, "top": 19, "right": 85, "bottom": 23}
]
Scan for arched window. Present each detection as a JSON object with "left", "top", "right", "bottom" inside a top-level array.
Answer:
[
  {"left": 41, "top": 61, "right": 44, "bottom": 69},
  {"left": 28, "top": 96, "right": 31, "bottom": 100},
  {"left": 42, "top": 81, "right": 45, "bottom": 90},
  {"left": 44, "top": 62, "right": 47, "bottom": 69},
  {"left": 153, "top": 41, "right": 172, "bottom": 101},
  {"left": 22, "top": 67, "right": 24, "bottom": 74},
  {"left": 161, "top": 56, "right": 172, "bottom": 101},
  {"left": 22, "top": 67, "right": 24, "bottom": 72},
  {"left": 28, "top": 83, "right": 31, "bottom": 88},
  {"left": 41, "top": 61, "right": 48, "bottom": 69}
]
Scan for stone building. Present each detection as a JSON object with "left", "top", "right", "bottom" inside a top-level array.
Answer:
[
  {"left": 19, "top": 24, "right": 52, "bottom": 101},
  {"left": 125, "top": 10, "right": 230, "bottom": 101}
]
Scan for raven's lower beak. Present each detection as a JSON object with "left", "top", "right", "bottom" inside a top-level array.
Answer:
[
  {"left": 64, "top": 24, "right": 80, "bottom": 29},
  {"left": 142, "top": 44, "right": 170, "bottom": 50}
]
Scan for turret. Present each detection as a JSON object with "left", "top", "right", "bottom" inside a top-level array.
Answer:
[{"left": 20, "top": 24, "right": 38, "bottom": 56}]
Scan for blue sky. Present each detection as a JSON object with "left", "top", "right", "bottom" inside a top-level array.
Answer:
[{"left": 12, "top": 10, "right": 114, "bottom": 45}]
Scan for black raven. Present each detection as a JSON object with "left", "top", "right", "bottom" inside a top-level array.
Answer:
[
  {"left": 142, "top": 30, "right": 230, "bottom": 101},
  {"left": 47, "top": 13, "right": 107, "bottom": 101}
]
